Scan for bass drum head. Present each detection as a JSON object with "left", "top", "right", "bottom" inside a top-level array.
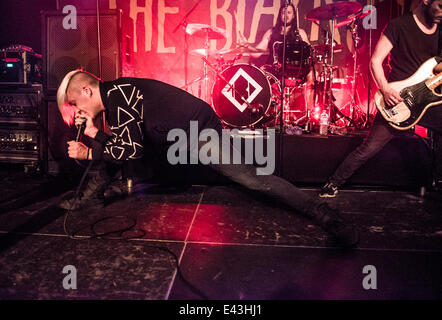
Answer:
[{"left": 211, "top": 64, "right": 272, "bottom": 128}]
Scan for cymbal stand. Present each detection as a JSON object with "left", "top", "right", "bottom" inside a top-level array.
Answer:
[
  {"left": 172, "top": 0, "right": 203, "bottom": 91},
  {"left": 347, "top": 19, "right": 363, "bottom": 128},
  {"left": 278, "top": 2, "right": 290, "bottom": 133},
  {"left": 185, "top": 33, "right": 211, "bottom": 102},
  {"left": 326, "top": 14, "right": 337, "bottom": 127},
  {"left": 202, "top": 34, "right": 210, "bottom": 102},
  {"left": 272, "top": 39, "right": 295, "bottom": 125},
  {"left": 324, "top": 14, "right": 354, "bottom": 128},
  {"left": 303, "top": 54, "right": 318, "bottom": 132}
]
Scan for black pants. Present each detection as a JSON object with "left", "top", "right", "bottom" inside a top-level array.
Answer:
[
  {"left": 330, "top": 107, "right": 442, "bottom": 187},
  {"left": 194, "top": 139, "right": 314, "bottom": 215},
  {"left": 93, "top": 137, "right": 316, "bottom": 216}
]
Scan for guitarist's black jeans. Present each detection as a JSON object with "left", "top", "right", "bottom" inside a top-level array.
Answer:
[{"left": 329, "top": 109, "right": 442, "bottom": 187}]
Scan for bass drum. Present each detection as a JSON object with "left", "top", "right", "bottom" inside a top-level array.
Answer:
[{"left": 211, "top": 64, "right": 278, "bottom": 128}]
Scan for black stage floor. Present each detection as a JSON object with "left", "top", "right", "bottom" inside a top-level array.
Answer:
[{"left": 0, "top": 162, "right": 441, "bottom": 301}]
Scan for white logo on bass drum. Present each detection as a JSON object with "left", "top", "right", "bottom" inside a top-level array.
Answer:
[{"left": 221, "top": 68, "right": 263, "bottom": 112}]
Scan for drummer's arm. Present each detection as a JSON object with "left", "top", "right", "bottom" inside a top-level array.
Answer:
[
  {"left": 250, "top": 29, "right": 272, "bottom": 58},
  {"left": 299, "top": 28, "right": 310, "bottom": 45}
]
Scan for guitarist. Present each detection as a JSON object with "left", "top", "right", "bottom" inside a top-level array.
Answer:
[{"left": 320, "top": 0, "right": 442, "bottom": 198}]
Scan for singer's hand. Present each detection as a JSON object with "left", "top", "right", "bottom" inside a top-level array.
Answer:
[
  {"left": 75, "top": 112, "right": 98, "bottom": 138},
  {"left": 67, "top": 141, "right": 89, "bottom": 160}
]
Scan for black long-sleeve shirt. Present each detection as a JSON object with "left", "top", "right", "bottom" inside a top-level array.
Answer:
[{"left": 92, "top": 78, "right": 222, "bottom": 163}]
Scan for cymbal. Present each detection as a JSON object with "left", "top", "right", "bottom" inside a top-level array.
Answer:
[
  {"left": 313, "top": 44, "right": 344, "bottom": 53},
  {"left": 219, "top": 45, "right": 269, "bottom": 56},
  {"left": 306, "top": 2, "right": 362, "bottom": 21},
  {"left": 334, "top": 9, "right": 374, "bottom": 28},
  {"left": 186, "top": 23, "right": 228, "bottom": 40}
]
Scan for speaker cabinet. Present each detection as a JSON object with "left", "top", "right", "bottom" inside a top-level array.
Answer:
[
  {"left": 0, "top": 84, "right": 46, "bottom": 172},
  {"left": 41, "top": 9, "right": 133, "bottom": 93}
]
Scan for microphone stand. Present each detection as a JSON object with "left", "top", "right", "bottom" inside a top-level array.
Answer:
[
  {"left": 279, "top": 2, "right": 289, "bottom": 134},
  {"left": 348, "top": 17, "right": 362, "bottom": 128},
  {"left": 173, "top": 0, "right": 203, "bottom": 89},
  {"left": 96, "top": 0, "right": 102, "bottom": 79},
  {"left": 366, "top": 4, "right": 373, "bottom": 128},
  {"left": 278, "top": 1, "right": 295, "bottom": 177}
]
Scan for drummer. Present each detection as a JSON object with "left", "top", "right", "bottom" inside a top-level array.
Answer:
[
  {"left": 243, "top": 4, "right": 314, "bottom": 115},
  {"left": 245, "top": 4, "right": 312, "bottom": 77}
]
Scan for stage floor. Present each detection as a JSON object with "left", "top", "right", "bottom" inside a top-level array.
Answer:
[{"left": 0, "top": 166, "right": 441, "bottom": 300}]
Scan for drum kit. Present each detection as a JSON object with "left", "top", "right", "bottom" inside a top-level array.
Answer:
[{"left": 183, "top": 1, "right": 372, "bottom": 132}]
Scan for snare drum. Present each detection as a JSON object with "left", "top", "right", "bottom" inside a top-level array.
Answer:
[{"left": 211, "top": 64, "right": 279, "bottom": 128}]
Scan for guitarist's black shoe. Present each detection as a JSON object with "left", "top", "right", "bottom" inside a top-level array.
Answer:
[
  {"left": 319, "top": 181, "right": 339, "bottom": 198},
  {"left": 308, "top": 201, "right": 359, "bottom": 248}
]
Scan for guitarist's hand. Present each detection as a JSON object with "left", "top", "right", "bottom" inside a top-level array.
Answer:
[{"left": 381, "top": 86, "right": 403, "bottom": 107}]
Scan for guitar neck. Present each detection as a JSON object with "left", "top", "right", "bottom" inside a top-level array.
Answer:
[{"left": 426, "top": 73, "right": 442, "bottom": 90}]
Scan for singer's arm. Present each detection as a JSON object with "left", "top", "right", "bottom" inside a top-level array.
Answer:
[
  {"left": 66, "top": 116, "right": 96, "bottom": 160},
  {"left": 66, "top": 82, "right": 146, "bottom": 162},
  {"left": 73, "top": 106, "right": 144, "bottom": 163},
  {"left": 68, "top": 127, "right": 143, "bottom": 162}
]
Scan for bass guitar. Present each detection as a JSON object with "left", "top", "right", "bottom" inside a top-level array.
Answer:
[{"left": 375, "top": 57, "right": 442, "bottom": 130}]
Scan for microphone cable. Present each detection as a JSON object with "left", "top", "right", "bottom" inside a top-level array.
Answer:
[{"left": 62, "top": 141, "right": 209, "bottom": 299}]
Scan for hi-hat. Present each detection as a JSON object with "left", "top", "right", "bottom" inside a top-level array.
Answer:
[
  {"left": 186, "top": 23, "right": 228, "bottom": 40},
  {"left": 306, "top": 2, "right": 362, "bottom": 21}
]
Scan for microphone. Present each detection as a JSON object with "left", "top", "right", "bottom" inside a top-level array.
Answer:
[{"left": 75, "top": 121, "right": 86, "bottom": 142}]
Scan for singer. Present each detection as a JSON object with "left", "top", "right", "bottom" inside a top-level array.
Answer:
[{"left": 56, "top": 69, "right": 359, "bottom": 247}]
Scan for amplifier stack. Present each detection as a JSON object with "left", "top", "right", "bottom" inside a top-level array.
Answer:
[{"left": 0, "top": 46, "right": 46, "bottom": 171}]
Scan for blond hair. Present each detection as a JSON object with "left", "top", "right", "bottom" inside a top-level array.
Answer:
[{"left": 56, "top": 69, "right": 101, "bottom": 124}]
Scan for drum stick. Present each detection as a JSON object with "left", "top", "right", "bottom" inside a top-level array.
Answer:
[{"left": 296, "top": 7, "right": 299, "bottom": 30}]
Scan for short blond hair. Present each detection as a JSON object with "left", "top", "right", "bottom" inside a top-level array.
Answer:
[{"left": 56, "top": 69, "right": 101, "bottom": 124}]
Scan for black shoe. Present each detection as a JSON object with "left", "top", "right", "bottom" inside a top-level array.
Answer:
[
  {"left": 319, "top": 181, "right": 339, "bottom": 198},
  {"left": 59, "top": 193, "right": 104, "bottom": 210},
  {"left": 103, "top": 179, "right": 129, "bottom": 200},
  {"left": 314, "top": 202, "right": 359, "bottom": 248},
  {"left": 59, "top": 173, "right": 108, "bottom": 210}
]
